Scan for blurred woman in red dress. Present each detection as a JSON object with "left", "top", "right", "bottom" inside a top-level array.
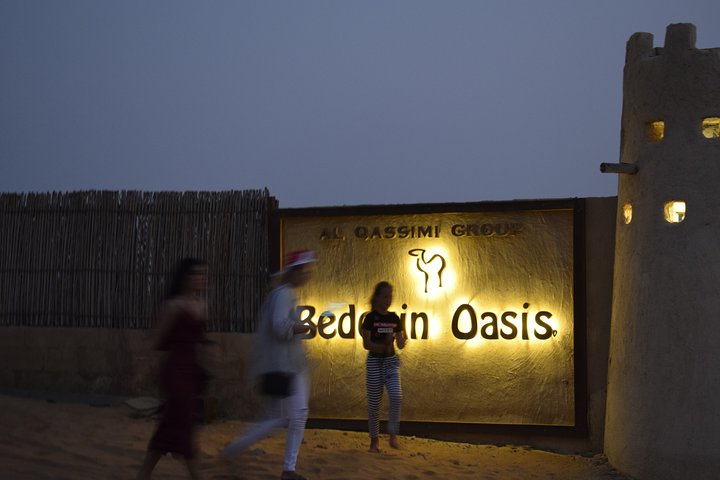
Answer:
[{"left": 136, "top": 258, "right": 208, "bottom": 480}]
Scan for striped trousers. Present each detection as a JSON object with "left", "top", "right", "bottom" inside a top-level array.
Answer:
[{"left": 366, "top": 354, "right": 402, "bottom": 438}]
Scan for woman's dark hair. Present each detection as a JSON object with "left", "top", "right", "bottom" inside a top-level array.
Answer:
[
  {"left": 166, "top": 257, "right": 205, "bottom": 299},
  {"left": 370, "top": 281, "right": 392, "bottom": 311}
]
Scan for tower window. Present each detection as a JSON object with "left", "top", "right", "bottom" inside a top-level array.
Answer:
[
  {"left": 664, "top": 201, "right": 686, "bottom": 223},
  {"left": 622, "top": 203, "right": 633, "bottom": 224},
  {"left": 702, "top": 117, "right": 720, "bottom": 138},
  {"left": 647, "top": 121, "right": 664, "bottom": 141}
]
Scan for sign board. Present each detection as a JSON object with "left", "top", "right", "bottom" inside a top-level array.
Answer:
[{"left": 280, "top": 201, "right": 581, "bottom": 427}]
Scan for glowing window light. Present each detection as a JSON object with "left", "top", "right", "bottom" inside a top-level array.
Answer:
[
  {"left": 702, "top": 117, "right": 720, "bottom": 139},
  {"left": 647, "top": 121, "right": 665, "bottom": 142},
  {"left": 622, "top": 203, "right": 633, "bottom": 224},
  {"left": 664, "top": 201, "right": 686, "bottom": 223}
]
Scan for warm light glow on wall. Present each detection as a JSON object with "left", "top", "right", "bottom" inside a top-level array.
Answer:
[
  {"left": 406, "top": 245, "right": 455, "bottom": 299},
  {"left": 648, "top": 120, "right": 665, "bottom": 141},
  {"left": 623, "top": 203, "right": 633, "bottom": 224},
  {"left": 702, "top": 117, "right": 720, "bottom": 138},
  {"left": 282, "top": 208, "right": 576, "bottom": 426},
  {"left": 664, "top": 200, "right": 686, "bottom": 223}
]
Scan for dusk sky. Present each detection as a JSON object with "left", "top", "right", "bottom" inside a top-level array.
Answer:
[{"left": 2, "top": 1, "right": 719, "bottom": 208}]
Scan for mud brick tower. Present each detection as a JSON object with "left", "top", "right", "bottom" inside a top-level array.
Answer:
[{"left": 603, "top": 23, "right": 720, "bottom": 479}]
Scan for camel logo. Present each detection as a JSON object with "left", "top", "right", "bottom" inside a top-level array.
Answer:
[{"left": 408, "top": 249, "right": 446, "bottom": 293}]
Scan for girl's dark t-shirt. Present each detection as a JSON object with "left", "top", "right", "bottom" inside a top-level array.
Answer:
[{"left": 361, "top": 310, "right": 403, "bottom": 358}]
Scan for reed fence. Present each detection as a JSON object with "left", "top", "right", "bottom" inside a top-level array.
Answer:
[{"left": 0, "top": 190, "right": 276, "bottom": 332}]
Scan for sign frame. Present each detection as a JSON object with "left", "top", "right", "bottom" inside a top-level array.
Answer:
[{"left": 274, "top": 198, "right": 588, "bottom": 438}]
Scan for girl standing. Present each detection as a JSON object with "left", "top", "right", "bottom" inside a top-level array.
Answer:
[{"left": 360, "top": 281, "right": 407, "bottom": 453}]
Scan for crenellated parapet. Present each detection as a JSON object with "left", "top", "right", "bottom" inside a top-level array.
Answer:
[
  {"left": 625, "top": 22, "right": 720, "bottom": 62},
  {"left": 625, "top": 23, "right": 701, "bottom": 61},
  {"left": 616, "top": 22, "right": 720, "bottom": 222}
]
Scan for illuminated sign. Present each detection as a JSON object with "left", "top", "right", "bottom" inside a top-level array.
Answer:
[{"left": 281, "top": 205, "right": 577, "bottom": 427}]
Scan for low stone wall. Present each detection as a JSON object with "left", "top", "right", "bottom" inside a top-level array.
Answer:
[{"left": 0, "top": 327, "right": 263, "bottom": 419}]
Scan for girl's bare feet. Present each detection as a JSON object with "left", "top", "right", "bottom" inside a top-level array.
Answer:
[
  {"left": 369, "top": 437, "right": 381, "bottom": 453},
  {"left": 389, "top": 435, "right": 401, "bottom": 450}
]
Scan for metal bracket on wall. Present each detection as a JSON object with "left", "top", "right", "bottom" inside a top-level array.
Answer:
[{"left": 599, "top": 162, "right": 638, "bottom": 174}]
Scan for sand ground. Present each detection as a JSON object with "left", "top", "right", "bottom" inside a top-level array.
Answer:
[{"left": 0, "top": 393, "right": 632, "bottom": 480}]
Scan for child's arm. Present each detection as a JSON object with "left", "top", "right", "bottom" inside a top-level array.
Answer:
[
  {"left": 361, "top": 329, "right": 393, "bottom": 354},
  {"left": 395, "top": 330, "right": 407, "bottom": 349}
]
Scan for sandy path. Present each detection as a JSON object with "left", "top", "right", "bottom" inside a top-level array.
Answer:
[{"left": 0, "top": 394, "right": 630, "bottom": 480}]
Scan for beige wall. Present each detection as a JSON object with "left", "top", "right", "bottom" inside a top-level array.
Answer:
[
  {"left": 0, "top": 196, "right": 617, "bottom": 453},
  {"left": 286, "top": 207, "right": 577, "bottom": 427}
]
